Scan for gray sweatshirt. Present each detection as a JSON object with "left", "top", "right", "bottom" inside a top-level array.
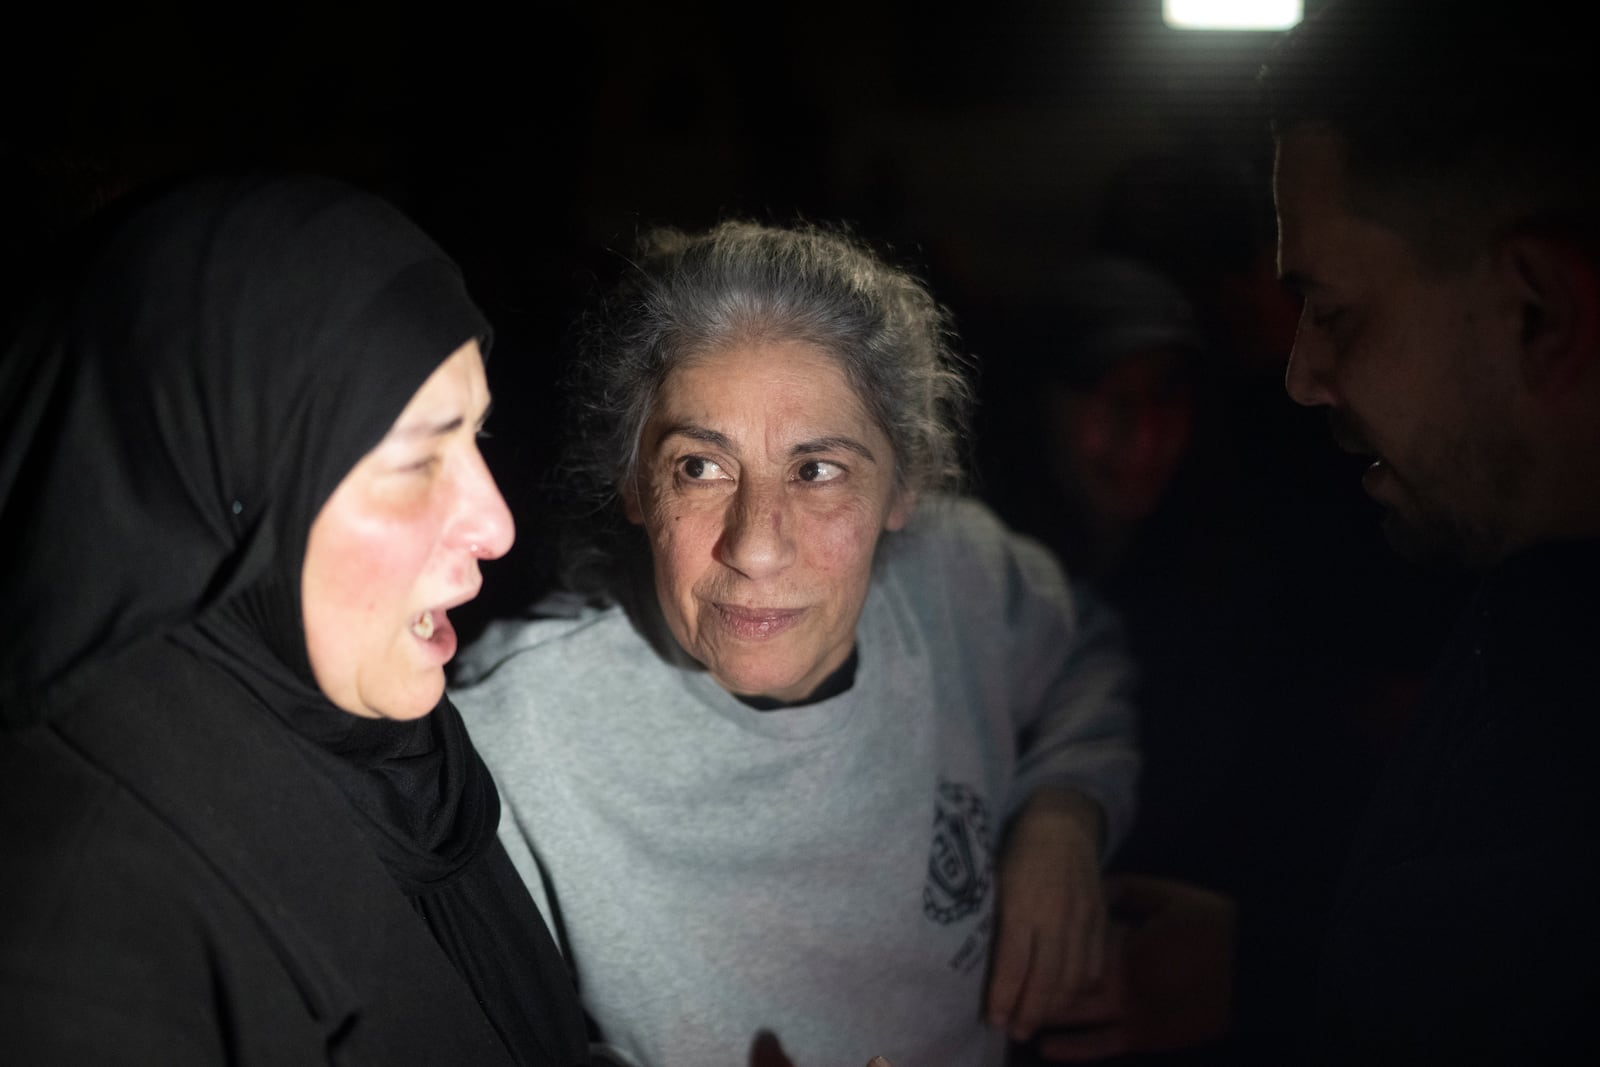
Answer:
[{"left": 452, "top": 495, "right": 1140, "bottom": 1067}]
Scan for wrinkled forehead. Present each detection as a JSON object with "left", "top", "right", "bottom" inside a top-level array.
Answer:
[{"left": 650, "top": 337, "right": 882, "bottom": 435}]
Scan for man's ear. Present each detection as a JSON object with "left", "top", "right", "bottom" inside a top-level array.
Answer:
[{"left": 1501, "top": 229, "right": 1600, "bottom": 393}]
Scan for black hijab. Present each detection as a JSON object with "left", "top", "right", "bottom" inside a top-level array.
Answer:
[{"left": 0, "top": 172, "right": 587, "bottom": 1065}]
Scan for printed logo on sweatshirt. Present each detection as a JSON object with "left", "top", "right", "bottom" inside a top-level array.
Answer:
[{"left": 923, "top": 779, "right": 993, "bottom": 926}]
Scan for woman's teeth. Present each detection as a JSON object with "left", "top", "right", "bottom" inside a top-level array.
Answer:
[{"left": 411, "top": 610, "right": 435, "bottom": 640}]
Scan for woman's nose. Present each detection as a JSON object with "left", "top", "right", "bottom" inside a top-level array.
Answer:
[
  {"left": 715, "top": 481, "right": 795, "bottom": 578},
  {"left": 448, "top": 445, "right": 515, "bottom": 560}
]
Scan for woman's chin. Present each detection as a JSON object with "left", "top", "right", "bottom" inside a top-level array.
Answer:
[
  {"left": 710, "top": 661, "right": 819, "bottom": 705},
  {"left": 349, "top": 673, "right": 447, "bottom": 720}
]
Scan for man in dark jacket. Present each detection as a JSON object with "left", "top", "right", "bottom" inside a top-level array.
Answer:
[
  {"left": 1266, "top": 0, "right": 1600, "bottom": 1059},
  {"left": 1035, "top": 1, "right": 1600, "bottom": 1062}
]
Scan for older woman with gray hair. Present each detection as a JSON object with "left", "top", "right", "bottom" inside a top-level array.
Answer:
[{"left": 451, "top": 220, "right": 1139, "bottom": 1067}]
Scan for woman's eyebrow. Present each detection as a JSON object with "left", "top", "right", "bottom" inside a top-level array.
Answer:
[
  {"left": 390, "top": 414, "right": 465, "bottom": 441},
  {"left": 654, "top": 424, "right": 877, "bottom": 463},
  {"left": 390, "top": 398, "right": 494, "bottom": 441},
  {"left": 654, "top": 423, "right": 732, "bottom": 450},
  {"left": 793, "top": 436, "right": 876, "bottom": 463}
]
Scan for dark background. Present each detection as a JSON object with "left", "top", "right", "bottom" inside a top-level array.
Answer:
[
  {"left": 8, "top": 8, "right": 1478, "bottom": 1053},
  {"left": 5, "top": 0, "right": 1292, "bottom": 284},
  {"left": 7, "top": 0, "right": 1421, "bottom": 640}
]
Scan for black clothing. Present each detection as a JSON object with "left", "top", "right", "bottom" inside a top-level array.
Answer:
[
  {"left": 1312, "top": 538, "right": 1600, "bottom": 1063},
  {"left": 1, "top": 637, "right": 558, "bottom": 1064},
  {"left": 0, "top": 173, "right": 588, "bottom": 1064}
]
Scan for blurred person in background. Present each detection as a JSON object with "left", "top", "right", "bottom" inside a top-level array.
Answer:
[{"left": 982, "top": 254, "right": 1400, "bottom": 1066}]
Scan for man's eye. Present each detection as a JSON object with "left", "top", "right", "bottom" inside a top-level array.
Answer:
[
  {"left": 1309, "top": 305, "right": 1345, "bottom": 331},
  {"left": 797, "top": 460, "right": 843, "bottom": 483}
]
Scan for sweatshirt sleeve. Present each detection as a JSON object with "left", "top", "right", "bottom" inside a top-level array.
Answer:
[
  {"left": 917, "top": 496, "right": 1142, "bottom": 854},
  {"left": 1008, "top": 567, "right": 1141, "bottom": 855}
]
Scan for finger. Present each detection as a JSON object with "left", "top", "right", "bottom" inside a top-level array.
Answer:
[
  {"left": 1080, "top": 896, "right": 1109, "bottom": 987},
  {"left": 1010, "top": 929, "right": 1064, "bottom": 1039},
  {"left": 1056, "top": 905, "right": 1091, "bottom": 999},
  {"left": 985, "top": 919, "right": 1035, "bottom": 1028},
  {"left": 1047, "top": 932, "right": 1127, "bottom": 1027},
  {"left": 748, "top": 1030, "right": 794, "bottom": 1067},
  {"left": 1053, "top": 887, "right": 1106, "bottom": 1000}
]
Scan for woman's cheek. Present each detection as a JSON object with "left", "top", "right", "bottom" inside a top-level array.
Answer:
[
  {"left": 798, "top": 498, "right": 886, "bottom": 577},
  {"left": 330, "top": 513, "right": 437, "bottom": 609}
]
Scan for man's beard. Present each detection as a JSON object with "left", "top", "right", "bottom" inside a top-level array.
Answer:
[
  {"left": 1329, "top": 409, "right": 1512, "bottom": 573},
  {"left": 1376, "top": 443, "right": 1523, "bottom": 573},
  {"left": 1378, "top": 494, "right": 1504, "bottom": 573}
]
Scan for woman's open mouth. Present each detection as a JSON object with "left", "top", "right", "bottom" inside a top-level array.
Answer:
[{"left": 410, "top": 608, "right": 459, "bottom": 661}]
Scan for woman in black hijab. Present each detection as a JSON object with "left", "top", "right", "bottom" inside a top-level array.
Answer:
[{"left": 0, "top": 172, "right": 590, "bottom": 1065}]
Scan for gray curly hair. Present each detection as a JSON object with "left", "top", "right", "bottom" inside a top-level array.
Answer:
[{"left": 554, "top": 218, "right": 975, "bottom": 599}]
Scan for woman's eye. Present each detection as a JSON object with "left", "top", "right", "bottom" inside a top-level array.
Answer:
[
  {"left": 796, "top": 459, "right": 843, "bottom": 483},
  {"left": 679, "top": 456, "right": 728, "bottom": 481},
  {"left": 401, "top": 456, "right": 441, "bottom": 474}
]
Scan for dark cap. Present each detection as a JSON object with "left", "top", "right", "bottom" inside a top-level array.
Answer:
[{"left": 1048, "top": 256, "right": 1206, "bottom": 386}]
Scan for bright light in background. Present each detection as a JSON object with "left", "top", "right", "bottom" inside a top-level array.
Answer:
[{"left": 1163, "top": 0, "right": 1303, "bottom": 30}]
